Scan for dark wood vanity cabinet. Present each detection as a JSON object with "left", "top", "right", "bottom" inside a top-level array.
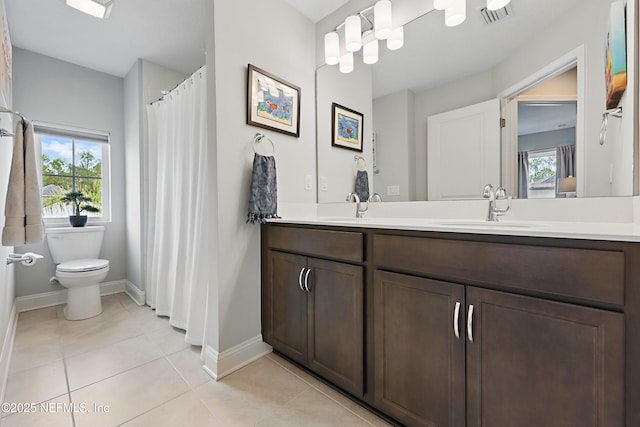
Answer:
[
  {"left": 262, "top": 224, "right": 638, "bottom": 426},
  {"left": 374, "top": 271, "right": 466, "bottom": 427},
  {"left": 373, "top": 233, "right": 627, "bottom": 427},
  {"left": 262, "top": 225, "right": 365, "bottom": 396},
  {"left": 465, "top": 287, "right": 624, "bottom": 427}
]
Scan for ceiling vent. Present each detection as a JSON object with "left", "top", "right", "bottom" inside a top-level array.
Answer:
[{"left": 479, "top": 4, "right": 513, "bottom": 25}]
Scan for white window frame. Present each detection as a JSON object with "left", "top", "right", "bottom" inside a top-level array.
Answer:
[{"left": 34, "top": 121, "right": 111, "bottom": 226}]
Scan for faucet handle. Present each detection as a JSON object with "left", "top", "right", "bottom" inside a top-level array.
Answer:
[
  {"left": 495, "top": 187, "right": 508, "bottom": 200},
  {"left": 482, "top": 184, "right": 494, "bottom": 199}
]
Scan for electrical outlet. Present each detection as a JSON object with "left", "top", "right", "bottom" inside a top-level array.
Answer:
[
  {"left": 320, "top": 176, "right": 328, "bottom": 192},
  {"left": 387, "top": 185, "right": 400, "bottom": 196},
  {"left": 305, "top": 175, "right": 313, "bottom": 191}
]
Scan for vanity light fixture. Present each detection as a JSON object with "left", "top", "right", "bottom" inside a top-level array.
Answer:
[
  {"left": 66, "top": 0, "right": 113, "bottom": 19},
  {"left": 445, "top": 0, "right": 466, "bottom": 27},
  {"left": 387, "top": 26, "right": 404, "bottom": 50},
  {"left": 433, "top": 0, "right": 453, "bottom": 11},
  {"left": 324, "top": 32, "right": 340, "bottom": 65},
  {"left": 345, "top": 15, "right": 363, "bottom": 52},
  {"left": 374, "top": 0, "right": 393, "bottom": 39},
  {"left": 339, "top": 52, "right": 355, "bottom": 74},
  {"left": 363, "top": 31, "right": 379, "bottom": 64},
  {"left": 324, "top": 0, "right": 403, "bottom": 73},
  {"left": 486, "top": 0, "right": 511, "bottom": 11}
]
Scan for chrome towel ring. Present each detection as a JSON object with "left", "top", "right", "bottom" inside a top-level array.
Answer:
[{"left": 253, "top": 133, "right": 275, "bottom": 156}]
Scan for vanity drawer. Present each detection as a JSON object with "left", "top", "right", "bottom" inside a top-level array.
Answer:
[
  {"left": 373, "top": 234, "right": 625, "bottom": 307},
  {"left": 266, "top": 225, "right": 363, "bottom": 263}
]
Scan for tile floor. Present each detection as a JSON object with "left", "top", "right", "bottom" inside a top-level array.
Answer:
[{"left": 2, "top": 293, "right": 391, "bottom": 426}]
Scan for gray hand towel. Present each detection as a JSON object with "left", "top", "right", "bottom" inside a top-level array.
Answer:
[
  {"left": 355, "top": 170, "right": 370, "bottom": 202},
  {"left": 247, "top": 153, "right": 280, "bottom": 224}
]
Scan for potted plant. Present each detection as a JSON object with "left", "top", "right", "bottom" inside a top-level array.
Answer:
[{"left": 61, "top": 191, "right": 100, "bottom": 227}]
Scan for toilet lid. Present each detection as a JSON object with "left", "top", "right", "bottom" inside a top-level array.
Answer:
[{"left": 57, "top": 259, "right": 109, "bottom": 273}]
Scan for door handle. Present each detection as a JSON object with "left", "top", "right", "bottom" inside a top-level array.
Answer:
[
  {"left": 298, "top": 268, "right": 305, "bottom": 292},
  {"left": 303, "top": 268, "right": 312, "bottom": 292},
  {"left": 467, "top": 304, "right": 474, "bottom": 343},
  {"left": 453, "top": 301, "right": 461, "bottom": 339}
]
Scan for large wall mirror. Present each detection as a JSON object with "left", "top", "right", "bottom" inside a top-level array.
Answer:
[{"left": 316, "top": 0, "right": 636, "bottom": 203}]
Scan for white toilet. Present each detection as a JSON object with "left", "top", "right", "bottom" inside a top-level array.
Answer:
[{"left": 46, "top": 226, "right": 110, "bottom": 320}]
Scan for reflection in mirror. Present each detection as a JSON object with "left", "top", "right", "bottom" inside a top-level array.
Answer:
[
  {"left": 316, "top": 0, "right": 636, "bottom": 202},
  {"left": 516, "top": 68, "right": 577, "bottom": 199}
]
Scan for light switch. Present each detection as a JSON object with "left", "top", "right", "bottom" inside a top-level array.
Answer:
[
  {"left": 305, "top": 175, "right": 313, "bottom": 191},
  {"left": 320, "top": 176, "right": 328, "bottom": 192}
]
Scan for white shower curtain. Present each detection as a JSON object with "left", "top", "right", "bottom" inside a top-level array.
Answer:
[{"left": 145, "top": 67, "right": 207, "bottom": 345}]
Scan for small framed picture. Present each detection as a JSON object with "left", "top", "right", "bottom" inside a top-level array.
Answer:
[
  {"left": 247, "top": 64, "right": 301, "bottom": 137},
  {"left": 331, "top": 103, "right": 364, "bottom": 152}
]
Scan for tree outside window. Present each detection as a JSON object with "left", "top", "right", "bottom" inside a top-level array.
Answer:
[{"left": 39, "top": 131, "right": 108, "bottom": 219}]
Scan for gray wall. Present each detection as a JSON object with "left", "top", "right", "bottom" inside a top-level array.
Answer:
[
  {"left": 316, "top": 62, "right": 373, "bottom": 203},
  {"left": 12, "top": 48, "right": 126, "bottom": 297},
  {"left": 373, "top": 89, "right": 415, "bottom": 202},
  {"left": 518, "top": 127, "right": 577, "bottom": 153},
  {"left": 206, "top": 0, "right": 317, "bottom": 352},
  {"left": 124, "top": 59, "right": 187, "bottom": 293}
]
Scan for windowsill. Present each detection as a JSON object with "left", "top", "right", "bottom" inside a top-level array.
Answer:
[{"left": 44, "top": 217, "right": 111, "bottom": 228}]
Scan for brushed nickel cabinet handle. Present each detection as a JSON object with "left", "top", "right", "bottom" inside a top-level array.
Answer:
[
  {"left": 303, "top": 268, "right": 312, "bottom": 292},
  {"left": 298, "top": 268, "right": 305, "bottom": 292},
  {"left": 454, "top": 301, "right": 461, "bottom": 339},
  {"left": 467, "top": 304, "right": 475, "bottom": 343}
]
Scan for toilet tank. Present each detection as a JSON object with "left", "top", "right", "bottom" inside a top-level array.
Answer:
[{"left": 46, "top": 226, "right": 105, "bottom": 264}]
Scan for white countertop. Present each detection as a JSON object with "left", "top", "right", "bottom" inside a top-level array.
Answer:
[{"left": 268, "top": 216, "right": 640, "bottom": 242}]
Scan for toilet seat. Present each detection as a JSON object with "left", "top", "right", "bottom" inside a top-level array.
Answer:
[{"left": 57, "top": 258, "right": 109, "bottom": 273}]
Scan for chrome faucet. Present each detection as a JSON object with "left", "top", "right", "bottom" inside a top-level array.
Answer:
[
  {"left": 346, "top": 192, "right": 368, "bottom": 218},
  {"left": 368, "top": 193, "right": 382, "bottom": 202},
  {"left": 483, "top": 184, "right": 511, "bottom": 221}
]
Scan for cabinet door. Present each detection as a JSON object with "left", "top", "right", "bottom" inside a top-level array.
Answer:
[
  {"left": 466, "top": 287, "right": 624, "bottom": 427},
  {"left": 374, "top": 270, "right": 466, "bottom": 427},
  {"left": 307, "top": 258, "right": 364, "bottom": 397},
  {"left": 266, "top": 251, "right": 308, "bottom": 365}
]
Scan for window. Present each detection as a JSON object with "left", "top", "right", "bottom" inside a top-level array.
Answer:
[
  {"left": 35, "top": 123, "right": 111, "bottom": 223},
  {"left": 527, "top": 149, "right": 556, "bottom": 199}
]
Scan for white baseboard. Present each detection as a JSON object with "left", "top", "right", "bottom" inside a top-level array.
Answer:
[
  {"left": 125, "top": 281, "right": 146, "bottom": 306},
  {"left": 0, "top": 303, "right": 18, "bottom": 403},
  {"left": 203, "top": 335, "right": 272, "bottom": 381},
  {"left": 15, "top": 280, "right": 127, "bottom": 312}
]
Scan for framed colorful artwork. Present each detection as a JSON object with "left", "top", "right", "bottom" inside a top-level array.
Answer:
[
  {"left": 247, "top": 64, "right": 301, "bottom": 137},
  {"left": 605, "top": 1, "right": 627, "bottom": 109},
  {"left": 331, "top": 103, "right": 363, "bottom": 152}
]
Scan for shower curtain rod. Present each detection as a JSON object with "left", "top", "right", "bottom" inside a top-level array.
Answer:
[{"left": 150, "top": 64, "right": 205, "bottom": 105}]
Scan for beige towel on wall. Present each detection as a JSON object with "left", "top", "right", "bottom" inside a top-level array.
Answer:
[{"left": 2, "top": 119, "right": 44, "bottom": 246}]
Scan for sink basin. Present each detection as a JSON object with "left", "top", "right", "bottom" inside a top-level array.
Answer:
[{"left": 435, "top": 221, "right": 536, "bottom": 229}]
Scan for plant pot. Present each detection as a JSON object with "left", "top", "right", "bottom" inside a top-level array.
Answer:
[{"left": 69, "top": 215, "right": 88, "bottom": 227}]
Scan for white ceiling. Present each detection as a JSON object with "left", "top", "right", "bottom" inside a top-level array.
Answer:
[
  {"left": 282, "top": 0, "right": 351, "bottom": 23},
  {"left": 5, "top": 0, "right": 206, "bottom": 78}
]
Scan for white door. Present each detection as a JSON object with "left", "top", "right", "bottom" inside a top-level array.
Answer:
[{"left": 427, "top": 99, "right": 500, "bottom": 200}]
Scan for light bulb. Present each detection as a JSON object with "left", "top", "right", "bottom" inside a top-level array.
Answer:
[
  {"left": 445, "top": 0, "right": 466, "bottom": 27},
  {"left": 387, "top": 26, "right": 404, "bottom": 50},
  {"left": 324, "top": 32, "right": 340, "bottom": 65},
  {"left": 339, "top": 52, "right": 354, "bottom": 74},
  {"left": 433, "top": 0, "right": 453, "bottom": 10},
  {"left": 374, "top": 0, "right": 392, "bottom": 40},
  {"left": 345, "top": 15, "right": 362, "bottom": 52},
  {"left": 487, "top": 0, "right": 510, "bottom": 10}
]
